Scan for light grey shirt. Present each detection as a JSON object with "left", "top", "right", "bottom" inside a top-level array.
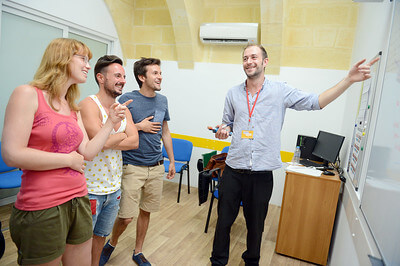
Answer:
[{"left": 223, "top": 78, "right": 320, "bottom": 171}]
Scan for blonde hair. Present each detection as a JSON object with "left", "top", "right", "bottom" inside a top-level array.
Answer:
[{"left": 30, "top": 38, "right": 92, "bottom": 111}]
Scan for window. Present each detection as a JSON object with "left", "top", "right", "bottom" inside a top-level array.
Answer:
[{"left": 0, "top": 5, "right": 113, "bottom": 135}]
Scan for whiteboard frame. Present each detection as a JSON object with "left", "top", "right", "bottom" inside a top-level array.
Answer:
[{"left": 360, "top": 1, "right": 399, "bottom": 265}]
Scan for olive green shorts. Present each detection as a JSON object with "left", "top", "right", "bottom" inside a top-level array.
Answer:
[{"left": 10, "top": 196, "right": 92, "bottom": 265}]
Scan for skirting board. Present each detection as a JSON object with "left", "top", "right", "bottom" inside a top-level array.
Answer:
[{"left": 0, "top": 195, "right": 17, "bottom": 206}]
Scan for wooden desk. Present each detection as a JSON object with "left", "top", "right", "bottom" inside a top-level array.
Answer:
[{"left": 275, "top": 170, "right": 341, "bottom": 265}]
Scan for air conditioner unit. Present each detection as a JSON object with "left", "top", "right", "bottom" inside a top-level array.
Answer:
[{"left": 199, "top": 23, "right": 258, "bottom": 45}]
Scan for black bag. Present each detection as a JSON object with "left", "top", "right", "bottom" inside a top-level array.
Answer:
[
  {"left": 198, "top": 170, "right": 212, "bottom": 206},
  {"left": 197, "top": 158, "right": 204, "bottom": 172}
]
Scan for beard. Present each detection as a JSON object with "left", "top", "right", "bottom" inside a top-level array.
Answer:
[
  {"left": 104, "top": 86, "right": 122, "bottom": 98},
  {"left": 245, "top": 65, "right": 264, "bottom": 79},
  {"left": 104, "top": 81, "right": 123, "bottom": 98}
]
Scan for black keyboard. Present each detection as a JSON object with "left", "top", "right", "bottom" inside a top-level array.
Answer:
[{"left": 299, "top": 159, "right": 323, "bottom": 168}]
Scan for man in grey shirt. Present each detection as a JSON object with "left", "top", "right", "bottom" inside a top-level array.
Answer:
[{"left": 210, "top": 44, "right": 378, "bottom": 266}]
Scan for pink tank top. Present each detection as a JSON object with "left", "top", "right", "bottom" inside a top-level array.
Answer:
[{"left": 15, "top": 88, "right": 87, "bottom": 211}]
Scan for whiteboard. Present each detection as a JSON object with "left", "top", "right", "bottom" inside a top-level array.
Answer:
[
  {"left": 346, "top": 52, "right": 382, "bottom": 190},
  {"left": 360, "top": 1, "right": 400, "bottom": 265}
]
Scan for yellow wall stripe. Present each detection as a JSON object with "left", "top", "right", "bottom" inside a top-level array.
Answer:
[
  {"left": 280, "top": 151, "right": 294, "bottom": 163},
  {"left": 171, "top": 133, "right": 294, "bottom": 162},
  {"left": 170, "top": 133, "right": 230, "bottom": 151}
]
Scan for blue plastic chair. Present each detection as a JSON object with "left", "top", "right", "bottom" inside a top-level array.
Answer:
[
  {"left": 221, "top": 146, "right": 230, "bottom": 154},
  {"left": 205, "top": 171, "right": 243, "bottom": 233},
  {"left": 0, "top": 142, "right": 21, "bottom": 260},
  {"left": 162, "top": 138, "right": 193, "bottom": 203},
  {"left": 210, "top": 146, "right": 230, "bottom": 192},
  {"left": 204, "top": 147, "right": 244, "bottom": 233},
  {"left": 0, "top": 142, "right": 22, "bottom": 190}
]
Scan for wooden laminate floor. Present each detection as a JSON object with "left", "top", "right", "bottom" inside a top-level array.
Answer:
[{"left": 0, "top": 181, "right": 314, "bottom": 265}]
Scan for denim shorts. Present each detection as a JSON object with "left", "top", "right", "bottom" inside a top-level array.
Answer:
[{"left": 89, "top": 189, "right": 121, "bottom": 237}]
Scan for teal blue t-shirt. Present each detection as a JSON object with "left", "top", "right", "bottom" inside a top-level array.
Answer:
[{"left": 119, "top": 90, "right": 170, "bottom": 166}]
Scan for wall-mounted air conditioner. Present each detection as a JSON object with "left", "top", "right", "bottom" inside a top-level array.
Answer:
[{"left": 199, "top": 23, "right": 258, "bottom": 45}]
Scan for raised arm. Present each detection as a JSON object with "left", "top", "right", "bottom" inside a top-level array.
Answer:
[
  {"left": 79, "top": 97, "right": 128, "bottom": 150},
  {"left": 111, "top": 110, "right": 139, "bottom": 150},
  {"left": 77, "top": 101, "right": 130, "bottom": 160},
  {"left": 161, "top": 121, "right": 175, "bottom": 179},
  {"left": 318, "top": 57, "right": 379, "bottom": 109},
  {"left": 1, "top": 85, "right": 85, "bottom": 173}
]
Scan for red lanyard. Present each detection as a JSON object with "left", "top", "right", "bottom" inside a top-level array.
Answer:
[{"left": 246, "top": 87, "right": 261, "bottom": 123}]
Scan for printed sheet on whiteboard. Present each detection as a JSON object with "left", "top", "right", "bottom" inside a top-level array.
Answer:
[{"left": 346, "top": 52, "right": 382, "bottom": 190}]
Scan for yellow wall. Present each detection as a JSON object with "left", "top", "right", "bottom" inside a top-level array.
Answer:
[
  {"left": 105, "top": 0, "right": 176, "bottom": 62},
  {"left": 282, "top": 0, "right": 358, "bottom": 70},
  {"left": 104, "top": 0, "right": 358, "bottom": 72}
]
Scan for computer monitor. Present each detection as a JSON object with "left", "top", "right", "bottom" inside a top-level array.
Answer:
[{"left": 312, "top": 130, "right": 345, "bottom": 167}]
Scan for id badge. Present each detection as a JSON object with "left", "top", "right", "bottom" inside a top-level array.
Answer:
[{"left": 241, "top": 130, "right": 254, "bottom": 139}]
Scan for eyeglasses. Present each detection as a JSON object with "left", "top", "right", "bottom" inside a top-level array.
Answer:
[{"left": 74, "top": 54, "right": 89, "bottom": 64}]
